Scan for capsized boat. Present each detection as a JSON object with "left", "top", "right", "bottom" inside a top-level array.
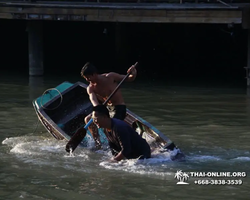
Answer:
[{"left": 32, "top": 81, "right": 185, "bottom": 161}]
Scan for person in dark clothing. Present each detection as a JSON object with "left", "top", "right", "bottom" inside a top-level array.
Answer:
[{"left": 92, "top": 105, "right": 151, "bottom": 162}]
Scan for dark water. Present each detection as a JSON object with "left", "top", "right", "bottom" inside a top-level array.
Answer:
[{"left": 0, "top": 73, "right": 249, "bottom": 200}]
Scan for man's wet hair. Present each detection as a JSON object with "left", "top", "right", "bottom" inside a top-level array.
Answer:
[
  {"left": 81, "top": 62, "right": 98, "bottom": 77},
  {"left": 92, "top": 105, "right": 110, "bottom": 118}
]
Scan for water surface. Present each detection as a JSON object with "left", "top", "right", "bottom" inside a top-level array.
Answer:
[{"left": 0, "top": 74, "right": 249, "bottom": 200}]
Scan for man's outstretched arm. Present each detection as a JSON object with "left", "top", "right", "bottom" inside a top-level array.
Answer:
[{"left": 108, "top": 64, "right": 137, "bottom": 82}]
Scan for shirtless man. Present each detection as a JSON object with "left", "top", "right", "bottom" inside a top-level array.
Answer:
[{"left": 80, "top": 62, "right": 137, "bottom": 148}]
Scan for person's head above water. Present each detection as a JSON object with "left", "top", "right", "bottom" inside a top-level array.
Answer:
[{"left": 92, "top": 105, "right": 110, "bottom": 129}]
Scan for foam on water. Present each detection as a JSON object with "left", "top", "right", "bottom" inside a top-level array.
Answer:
[
  {"left": 231, "top": 157, "right": 250, "bottom": 161},
  {"left": 99, "top": 149, "right": 174, "bottom": 177},
  {"left": 2, "top": 136, "right": 63, "bottom": 155},
  {"left": 2, "top": 135, "right": 89, "bottom": 171},
  {"left": 2, "top": 135, "right": 176, "bottom": 177},
  {"left": 2, "top": 135, "right": 250, "bottom": 178},
  {"left": 99, "top": 159, "right": 173, "bottom": 177}
]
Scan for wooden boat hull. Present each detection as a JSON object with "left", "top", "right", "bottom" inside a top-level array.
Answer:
[{"left": 32, "top": 81, "right": 185, "bottom": 161}]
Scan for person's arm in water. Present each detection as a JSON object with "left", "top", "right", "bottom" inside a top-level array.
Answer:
[
  {"left": 111, "top": 151, "right": 125, "bottom": 162},
  {"left": 87, "top": 86, "right": 99, "bottom": 106},
  {"left": 108, "top": 64, "right": 137, "bottom": 82},
  {"left": 111, "top": 125, "right": 132, "bottom": 162}
]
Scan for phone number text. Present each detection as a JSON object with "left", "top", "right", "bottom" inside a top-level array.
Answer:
[{"left": 194, "top": 179, "right": 243, "bottom": 185}]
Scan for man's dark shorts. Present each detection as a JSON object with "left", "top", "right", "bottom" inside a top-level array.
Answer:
[{"left": 107, "top": 105, "right": 127, "bottom": 120}]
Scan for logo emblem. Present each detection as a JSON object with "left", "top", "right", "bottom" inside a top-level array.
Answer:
[{"left": 174, "top": 170, "right": 189, "bottom": 184}]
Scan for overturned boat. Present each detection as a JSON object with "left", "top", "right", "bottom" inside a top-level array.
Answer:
[{"left": 32, "top": 81, "right": 185, "bottom": 161}]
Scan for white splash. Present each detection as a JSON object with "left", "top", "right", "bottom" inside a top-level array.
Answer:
[
  {"left": 2, "top": 135, "right": 95, "bottom": 174},
  {"left": 99, "top": 149, "right": 173, "bottom": 177},
  {"left": 231, "top": 157, "right": 250, "bottom": 161},
  {"left": 2, "top": 136, "right": 63, "bottom": 155}
]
